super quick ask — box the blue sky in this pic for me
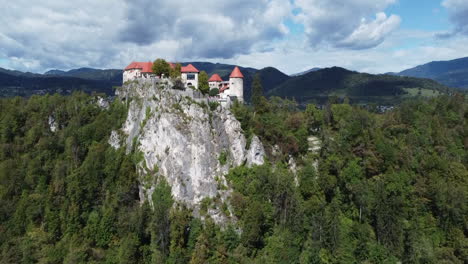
[1,0,468,74]
[387,0,449,31]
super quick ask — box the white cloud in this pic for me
[442,0,468,36]
[226,30,468,75]
[294,0,400,49]
[337,12,401,49]
[119,0,292,59]
[0,0,293,72]
[1,0,466,76]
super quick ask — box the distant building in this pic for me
[210,66,244,105]
[123,62,153,82]
[123,61,243,105]
[181,64,200,90]
[208,74,223,89]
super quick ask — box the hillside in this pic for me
[45,68,123,85]
[268,67,449,105]
[290,67,321,76]
[398,57,468,89]
[0,67,121,97]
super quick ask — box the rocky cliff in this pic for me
[110,79,265,223]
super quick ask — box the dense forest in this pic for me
[0,91,466,263]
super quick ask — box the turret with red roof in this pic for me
[228,66,244,102]
[208,73,223,90]
[180,63,200,89]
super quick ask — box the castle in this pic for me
[123,62,244,104]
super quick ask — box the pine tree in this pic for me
[251,73,263,110]
[198,71,210,94]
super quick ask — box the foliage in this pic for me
[172,78,185,90]
[198,71,209,95]
[170,63,182,79]
[208,101,219,111]
[251,73,264,111]
[152,58,171,77]
[218,151,228,166]
[0,92,466,263]
[208,88,219,97]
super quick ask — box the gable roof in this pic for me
[229,66,244,78]
[124,62,153,73]
[181,64,200,73]
[208,74,223,82]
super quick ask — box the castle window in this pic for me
[187,74,195,80]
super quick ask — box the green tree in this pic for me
[170,63,182,78]
[251,73,264,111]
[151,178,174,260]
[209,88,219,97]
[152,59,171,77]
[198,71,209,94]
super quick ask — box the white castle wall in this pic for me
[123,69,141,82]
[182,72,199,90]
[209,81,220,89]
[229,77,244,102]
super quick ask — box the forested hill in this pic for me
[0,67,120,97]
[0,92,466,263]
[397,57,468,89]
[44,68,123,84]
[267,67,450,105]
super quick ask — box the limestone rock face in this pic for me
[113,79,265,222]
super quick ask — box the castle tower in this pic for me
[181,64,200,90]
[229,66,244,102]
[208,74,223,90]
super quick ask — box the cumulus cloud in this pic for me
[3,0,463,75]
[0,0,127,71]
[337,12,401,49]
[294,0,400,49]
[0,0,292,72]
[119,0,292,59]
[442,0,468,36]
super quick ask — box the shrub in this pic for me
[209,88,219,97]
[209,101,220,111]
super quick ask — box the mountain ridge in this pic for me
[0,62,453,104]
[397,56,468,89]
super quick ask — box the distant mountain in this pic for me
[291,67,321,77]
[0,63,452,105]
[398,57,468,89]
[268,67,450,105]
[44,69,66,75]
[45,67,123,85]
[0,67,120,97]
[0,67,41,78]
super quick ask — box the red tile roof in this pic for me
[220,86,229,93]
[124,62,153,73]
[181,64,199,73]
[219,83,229,93]
[168,62,175,69]
[208,74,223,82]
[229,66,244,78]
